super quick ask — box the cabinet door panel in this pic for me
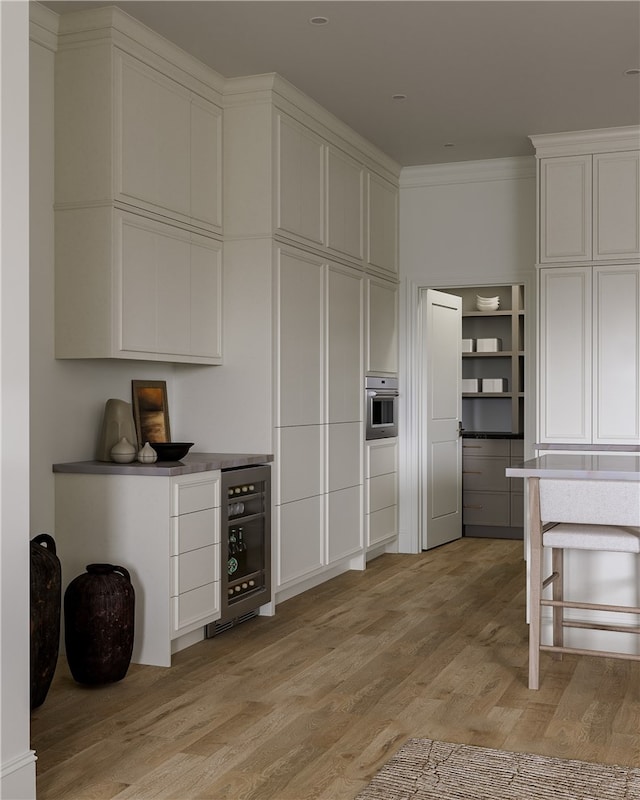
[171,545,218,595]
[190,97,223,230]
[171,509,218,556]
[368,505,397,547]
[369,473,397,513]
[462,457,509,492]
[327,266,363,422]
[328,422,361,492]
[367,278,398,374]
[594,152,640,259]
[462,491,510,526]
[327,485,362,563]
[278,425,323,504]
[120,217,159,353]
[326,147,364,261]
[368,172,398,274]
[118,53,190,217]
[157,235,191,355]
[190,237,223,359]
[277,249,324,426]
[594,265,640,443]
[278,496,324,585]
[539,156,592,263]
[539,268,592,443]
[276,114,324,246]
[171,582,219,634]
[367,440,397,479]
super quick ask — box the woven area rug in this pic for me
[356,738,640,800]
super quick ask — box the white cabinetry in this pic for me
[539,264,640,445]
[326,146,364,262]
[54,9,223,362]
[55,470,221,667]
[366,439,398,549]
[367,276,398,374]
[275,249,363,590]
[532,128,640,265]
[367,172,398,275]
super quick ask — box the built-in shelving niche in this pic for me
[443,284,525,435]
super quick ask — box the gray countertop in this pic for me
[506,454,640,481]
[53,452,274,477]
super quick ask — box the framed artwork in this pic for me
[131,380,171,444]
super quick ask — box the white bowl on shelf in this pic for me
[476,295,500,312]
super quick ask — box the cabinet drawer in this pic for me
[510,439,524,459]
[463,492,509,526]
[368,505,397,546]
[462,438,509,457]
[171,477,219,516]
[368,473,397,513]
[510,493,524,527]
[171,582,219,634]
[462,457,509,492]
[171,508,218,555]
[367,440,397,478]
[171,545,219,595]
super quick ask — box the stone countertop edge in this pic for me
[506,454,640,481]
[52,452,274,476]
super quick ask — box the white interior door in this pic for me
[421,289,462,549]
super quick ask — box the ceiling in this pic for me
[40,1,640,167]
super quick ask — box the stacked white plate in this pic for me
[476,295,500,312]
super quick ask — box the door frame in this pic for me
[398,275,536,554]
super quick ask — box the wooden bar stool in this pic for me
[528,476,640,690]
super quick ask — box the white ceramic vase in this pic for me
[110,437,137,464]
[137,442,158,464]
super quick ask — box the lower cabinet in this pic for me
[54,470,221,667]
[462,438,523,537]
[366,439,398,549]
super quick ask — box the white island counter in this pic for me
[506,454,640,657]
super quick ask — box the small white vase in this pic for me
[138,442,158,464]
[110,437,137,463]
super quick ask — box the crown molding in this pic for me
[30,2,59,52]
[400,156,535,188]
[530,126,640,157]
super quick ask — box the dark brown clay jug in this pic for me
[30,533,61,709]
[64,563,135,685]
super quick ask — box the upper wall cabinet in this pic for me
[367,172,398,275]
[326,146,364,262]
[54,9,224,362]
[271,105,399,273]
[275,113,324,248]
[532,127,640,265]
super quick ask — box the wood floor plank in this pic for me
[31,539,640,799]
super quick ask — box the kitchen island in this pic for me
[506,454,640,659]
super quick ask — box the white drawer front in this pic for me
[368,472,397,513]
[171,476,219,516]
[171,545,219,595]
[170,508,218,555]
[368,440,397,478]
[368,505,397,546]
[171,582,219,634]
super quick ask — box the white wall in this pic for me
[397,157,537,553]
[29,6,178,539]
[1,2,36,796]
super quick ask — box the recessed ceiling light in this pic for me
[392,94,407,101]
[624,68,640,75]
[444,143,455,148]
[309,16,328,25]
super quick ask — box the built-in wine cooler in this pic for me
[206,464,271,636]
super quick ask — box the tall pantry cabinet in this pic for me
[223,76,400,600]
[531,127,640,448]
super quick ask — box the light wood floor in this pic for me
[31,538,640,799]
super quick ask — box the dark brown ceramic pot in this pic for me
[30,533,62,709]
[64,563,135,685]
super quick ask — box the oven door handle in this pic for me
[367,390,399,398]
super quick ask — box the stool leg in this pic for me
[552,547,564,660]
[528,478,542,690]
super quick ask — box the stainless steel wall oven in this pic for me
[365,376,399,439]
